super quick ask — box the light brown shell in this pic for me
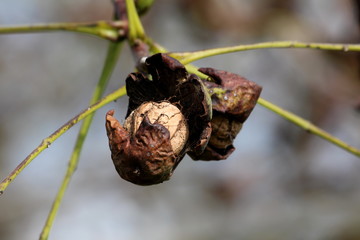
[124,101,189,155]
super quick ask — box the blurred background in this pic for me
[0,0,359,239]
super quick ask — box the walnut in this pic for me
[208,114,242,150]
[106,53,212,185]
[124,101,188,155]
[106,53,263,184]
[188,67,262,160]
[105,101,189,185]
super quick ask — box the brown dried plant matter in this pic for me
[106,101,188,185]
[105,54,212,185]
[124,101,189,154]
[189,68,262,160]
[105,53,261,185]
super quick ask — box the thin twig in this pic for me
[257,97,360,157]
[167,41,360,158]
[39,42,123,240]
[169,41,360,64]
[0,85,127,195]
[175,46,360,158]
[0,21,127,41]
[126,0,146,44]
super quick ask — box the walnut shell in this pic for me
[125,53,212,159]
[124,101,188,155]
[189,67,262,161]
[105,100,190,185]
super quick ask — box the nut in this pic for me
[106,54,213,185]
[124,53,212,162]
[208,114,242,149]
[124,101,188,154]
[106,104,187,185]
[188,67,262,161]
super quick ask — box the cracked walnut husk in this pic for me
[123,101,188,155]
[106,101,188,185]
[106,53,212,185]
[106,53,262,184]
[188,67,262,160]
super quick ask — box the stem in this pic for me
[39,42,123,240]
[0,85,127,195]
[257,97,360,157]
[168,39,360,158]
[176,46,360,158]
[146,37,168,54]
[126,0,146,44]
[135,0,156,16]
[0,21,126,41]
[169,41,360,64]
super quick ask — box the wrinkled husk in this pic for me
[106,54,212,185]
[106,53,262,185]
[126,54,213,157]
[106,110,176,185]
[189,67,262,161]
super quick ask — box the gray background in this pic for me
[1,0,360,239]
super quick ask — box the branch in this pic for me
[144,40,360,157]
[257,98,360,157]
[169,41,360,64]
[0,21,127,41]
[39,42,123,240]
[172,46,360,158]
[0,85,127,195]
[126,0,146,44]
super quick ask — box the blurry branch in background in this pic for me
[0,21,127,41]
[170,41,360,64]
[0,85,127,195]
[39,0,150,236]
[39,42,124,240]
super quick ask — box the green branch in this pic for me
[175,46,360,158]
[142,40,360,158]
[169,41,360,64]
[0,21,126,41]
[126,0,146,44]
[135,0,155,16]
[39,42,123,240]
[0,85,127,195]
[257,98,360,157]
